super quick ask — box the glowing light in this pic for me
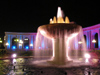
[19,44,22,46]
[6,42,9,46]
[25,46,29,49]
[24,38,28,40]
[50,18,52,21]
[14,39,19,42]
[50,18,54,24]
[85,58,89,63]
[12,53,17,58]
[92,39,96,43]
[30,44,33,46]
[12,46,16,49]
[13,59,16,64]
[0,40,2,43]
[84,53,91,59]
[40,30,46,35]
[78,41,82,44]
[57,7,62,18]
[19,40,23,44]
[69,33,78,39]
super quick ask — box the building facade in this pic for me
[83,23,100,50]
[4,32,36,51]
[4,23,100,51]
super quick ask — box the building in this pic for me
[4,32,36,51]
[4,23,100,51]
[83,23,100,50]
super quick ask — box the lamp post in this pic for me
[92,39,96,50]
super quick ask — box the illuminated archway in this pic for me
[12,37,19,49]
[24,37,29,49]
[94,33,98,48]
[84,35,86,43]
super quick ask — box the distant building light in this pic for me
[12,46,16,49]
[6,43,9,46]
[30,44,33,46]
[19,40,23,44]
[14,39,19,42]
[12,53,17,58]
[78,41,82,44]
[24,38,29,40]
[25,46,29,49]
[19,44,22,46]
[0,40,2,43]
[92,39,96,43]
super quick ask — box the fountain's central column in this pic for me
[52,37,68,65]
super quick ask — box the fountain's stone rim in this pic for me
[38,23,82,38]
[38,23,82,33]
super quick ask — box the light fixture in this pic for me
[30,44,33,46]
[78,41,82,44]
[24,38,28,40]
[19,40,23,44]
[6,42,9,46]
[25,46,29,49]
[92,39,96,43]
[12,53,17,58]
[12,46,16,49]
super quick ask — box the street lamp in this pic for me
[92,39,96,50]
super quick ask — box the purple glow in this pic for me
[12,53,17,58]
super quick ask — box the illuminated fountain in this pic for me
[35,7,87,65]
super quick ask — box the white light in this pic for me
[19,40,23,44]
[50,18,52,21]
[40,30,46,35]
[6,42,9,46]
[24,38,28,40]
[69,33,78,39]
[84,53,91,59]
[78,41,82,44]
[92,39,96,43]
[12,53,17,58]
[0,40,2,43]
[30,44,33,46]
[19,44,22,46]
[57,7,62,18]
[85,58,89,63]
[13,59,16,64]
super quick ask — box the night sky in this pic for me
[0,0,100,38]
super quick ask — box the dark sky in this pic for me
[0,0,100,37]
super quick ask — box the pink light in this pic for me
[12,53,17,58]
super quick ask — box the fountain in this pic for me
[25,7,93,75]
[34,7,87,65]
